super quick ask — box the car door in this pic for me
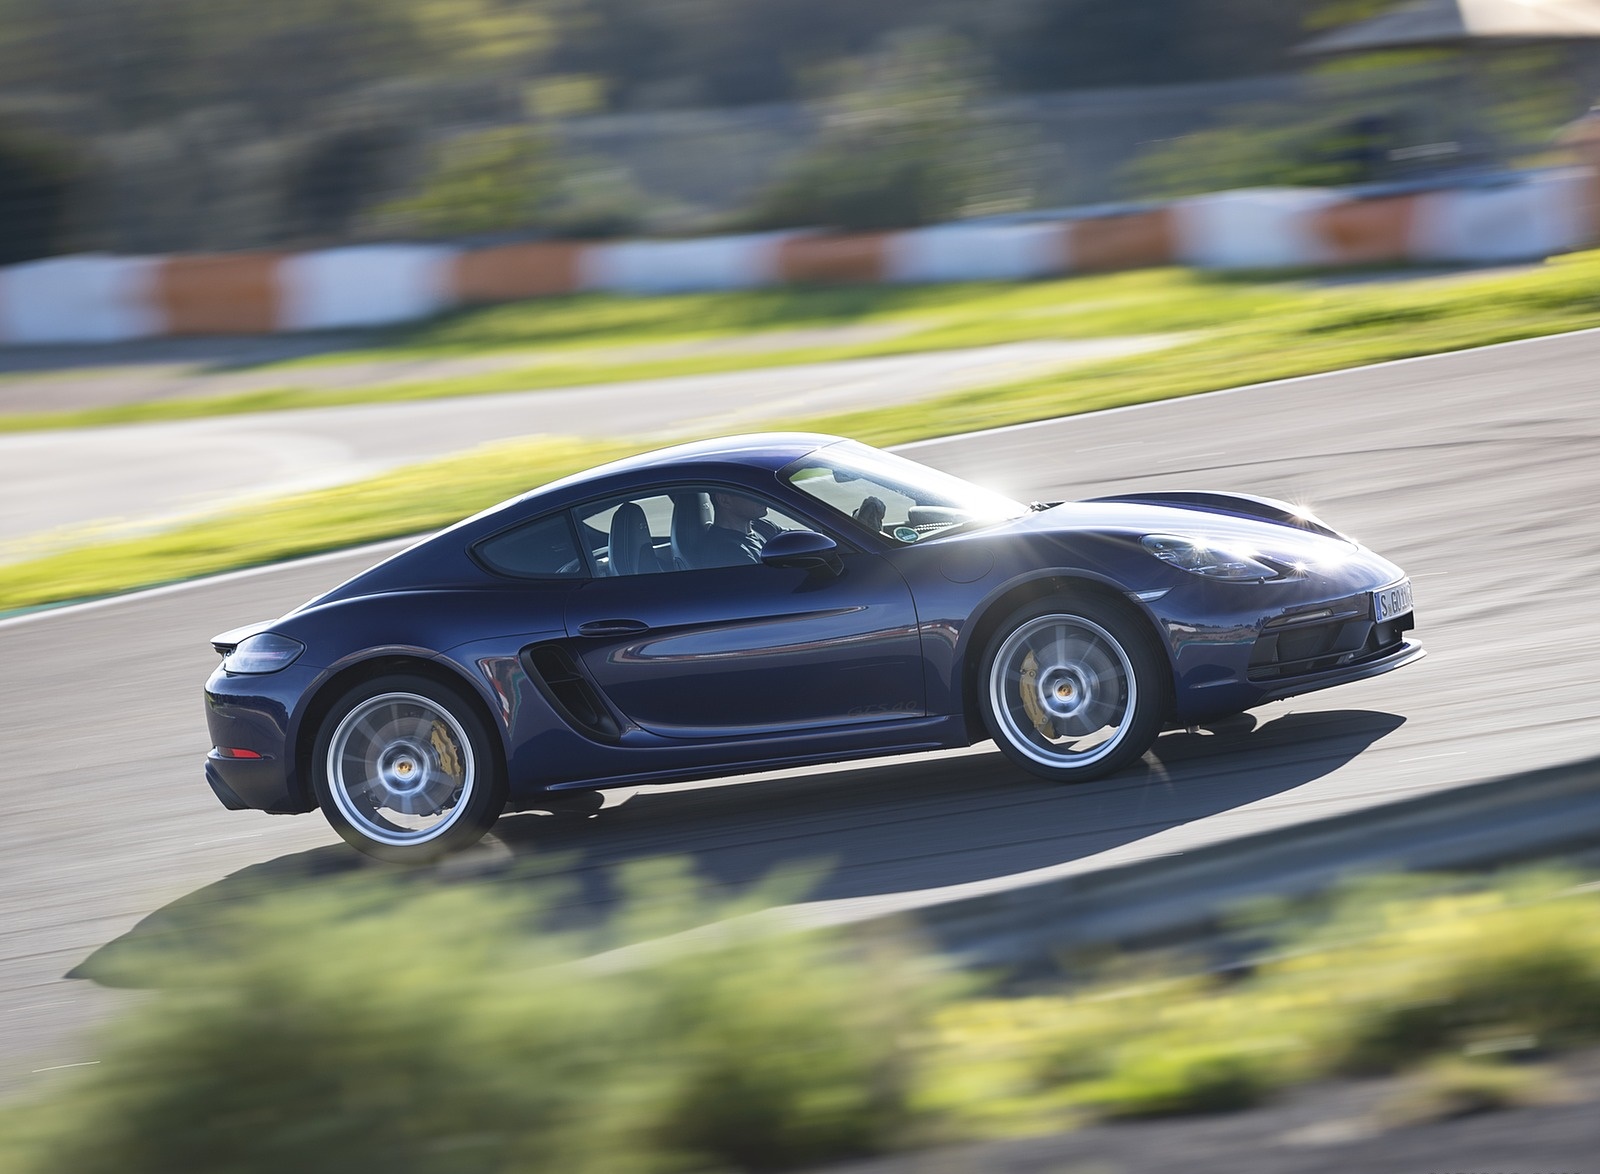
[562,485,925,740]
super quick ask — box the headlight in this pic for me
[222,632,305,674]
[1141,534,1279,581]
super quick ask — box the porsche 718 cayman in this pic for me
[203,434,1422,861]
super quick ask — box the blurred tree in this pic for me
[743,31,1032,230]
[0,124,83,263]
[377,126,559,237]
[958,0,1312,92]
[0,0,555,132]
[1120,0,1596,197]
[550,0,931,109]
[285,122,417,242]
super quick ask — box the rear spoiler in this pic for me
[1080,491,1349,541]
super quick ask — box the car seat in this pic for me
[608,501,660,575]
[669,492,715,570]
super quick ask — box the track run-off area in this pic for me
[4,328,1599,1093]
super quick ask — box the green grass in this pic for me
[5,252,1600,611]
[0,270,1281,433]
[251,271,1281,363]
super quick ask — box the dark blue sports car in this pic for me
[204,433,1422,862]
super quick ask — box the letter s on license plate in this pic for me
[1373,579,1413,623]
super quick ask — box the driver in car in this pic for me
[702,490,778,565]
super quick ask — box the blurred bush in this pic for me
[1121,107,1394,197]
[7,865,1600,1172]
[376,126,561,238]
[0,123,84,264]
[285,121,417,242]
[7,866,931,1174]
[374,125,645,241]
[925,869,1600,1134]
[1288,876,1600,1075]
[742,33,1032,231]
[1123,41,1594,198]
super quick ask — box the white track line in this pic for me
[6,323,1598,631]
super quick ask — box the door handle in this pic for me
[577,618,652,637]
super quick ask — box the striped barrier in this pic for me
[580,233,793,293]
[157,253,283,335]
[1174,188,1344,269]
[278,245,456,331]
[2,168,1596,344]
[1067,209,1177,272]
[454,242,584,303]
[886,221,1070,283]
[775,233,891,284]
[1410,169,1593,265]
[1311,195,1419,267]
[0,254,161,344]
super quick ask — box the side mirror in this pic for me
[761,529,843,576]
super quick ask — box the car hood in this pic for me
[1001,492,1368,564]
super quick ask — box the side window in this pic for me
[579,487,808,576]
[473,514,584,579]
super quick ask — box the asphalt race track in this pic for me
[5,328,1600,1093]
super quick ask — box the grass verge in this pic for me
[4,866,1599,1173]
[4,252,1600,611]
[0,269,1277,433]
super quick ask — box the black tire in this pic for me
[978,593,1166,783]
[311,673,506,864]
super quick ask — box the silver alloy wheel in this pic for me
[987,614,1137,769]
[325,691,475,847]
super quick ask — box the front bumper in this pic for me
[1155,558,1424,721]
[1255,637,1425,703]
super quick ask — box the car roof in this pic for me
[560,432,839,484]
[422,432,842,541]
[509,432,843,507]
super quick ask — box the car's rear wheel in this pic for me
[980,595,1165,783]
[312,673,505,864]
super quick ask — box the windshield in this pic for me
[783,441,1028,543]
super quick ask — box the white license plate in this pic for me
[1373,579,1413,623]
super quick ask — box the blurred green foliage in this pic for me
[1378,1055,1560,1126]
[4,863,1600,1171]
[922,868,1600,1131]
[375,125,646,239]
[744,33,1030,231]
[0,0,1311,128]
[0,0,553,130]
[5,863,931,1174]
[379,126,561,237]
[0,123,82,263]
[3,0,1592,250]
[1126,39,1595,197]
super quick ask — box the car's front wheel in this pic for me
[980,595,1165,783]
[311,673,505,864]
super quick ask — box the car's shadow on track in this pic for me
[76,706,1403,988]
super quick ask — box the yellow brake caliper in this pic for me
[430,722,463,779]
[1019,651,1054,738]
